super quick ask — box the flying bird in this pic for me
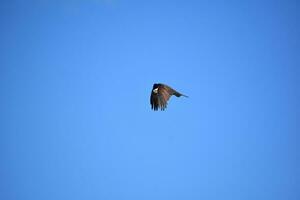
[150,83,188,111]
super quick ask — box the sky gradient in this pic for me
[1,1,299,200]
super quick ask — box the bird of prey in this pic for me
[150,83,188,111]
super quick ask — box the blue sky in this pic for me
[1,1,299,199]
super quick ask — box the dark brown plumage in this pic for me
[150,83,188,111]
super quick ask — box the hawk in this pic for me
[150,83,188,111]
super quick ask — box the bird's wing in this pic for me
[159,85,172,102]
[150,92,158,110]
[151,92,164,111]
[157,84,173,110]
[160,84,187,97]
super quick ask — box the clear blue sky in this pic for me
[1,1,299,199]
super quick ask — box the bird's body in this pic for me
[150,83,188,111]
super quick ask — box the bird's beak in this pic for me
[153,88,158,93]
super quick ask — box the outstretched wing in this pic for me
[159,84,188,98]
[158,84,173,104]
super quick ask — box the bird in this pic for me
[150,83,188,111]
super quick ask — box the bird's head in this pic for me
[153,88,158,94]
